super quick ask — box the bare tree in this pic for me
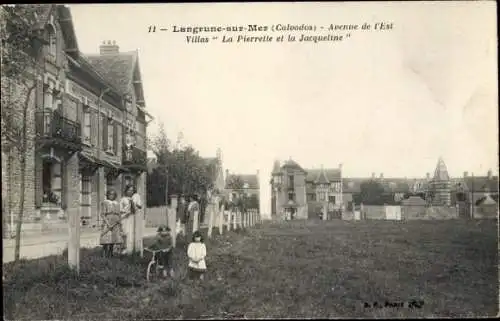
[1,5,46,260]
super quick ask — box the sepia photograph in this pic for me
[1,1,498,319]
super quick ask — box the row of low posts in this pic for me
[166,194,262,248]
[68,194,261,274]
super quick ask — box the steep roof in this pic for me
[225,174,259,190]
[306,168,341,182]
[57,5,79,55]
[281,159,306,172]
[477,194,497,206]
[85,52,136,94]
[316,168,330,184]
[433,157,450,181]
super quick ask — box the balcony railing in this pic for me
[123,146,147,167]
[35,109,82,147]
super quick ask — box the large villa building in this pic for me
[270,157,498,219]
[2,5,153,235]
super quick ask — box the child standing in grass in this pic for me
[147,225,175,278]
[187,230,207,280]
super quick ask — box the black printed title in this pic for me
[147,23,394,44]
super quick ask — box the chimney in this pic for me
[99,40,119,56]
[426,172,430,180]
[225,169,229,178]
[487,169,492,179]
[371,172,375,179]
[463,171,468,178]
[379,173,384,179]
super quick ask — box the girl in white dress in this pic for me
[187,230,207,280]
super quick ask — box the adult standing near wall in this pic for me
[132,186,144,256]
[177,195,188,236]
[186,194,199,240]
[120,185,138,254]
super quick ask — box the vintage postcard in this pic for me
[1,1,498,319]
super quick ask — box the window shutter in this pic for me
[113,123,118,154]
[91,110,98,147]
[103,115,108,151]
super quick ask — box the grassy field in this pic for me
[3,219,498,319]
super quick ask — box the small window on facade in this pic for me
[83,109,91,144]
[46,25,57,58]
[107,122,114,152]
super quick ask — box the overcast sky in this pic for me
[69,2,497,213]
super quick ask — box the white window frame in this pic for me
[82,108,91,145]
[107,121,114,153]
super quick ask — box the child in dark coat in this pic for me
[147,225,174,278]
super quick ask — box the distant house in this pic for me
[452,170,498,205]
[270,159,308,219]
[225,169,260,208]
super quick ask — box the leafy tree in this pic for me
[359,180,386,205]
[1,5,47,261]
[148,123,215,206]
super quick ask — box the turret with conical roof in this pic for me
[430,157,451,206]
[272,159,281,175]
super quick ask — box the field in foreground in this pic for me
[3,219,498,319]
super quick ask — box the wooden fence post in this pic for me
[219,205,225,235]
[252,209,255,226]
[208,202,214,239]
[68,203,81,274]
[169,195,178,248]
[193,209,200,232]
[232,210,237,230]
[227,209,232,231]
